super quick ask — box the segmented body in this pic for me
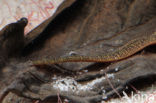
[33,32,156,65]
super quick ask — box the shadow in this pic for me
[22,0,87,56]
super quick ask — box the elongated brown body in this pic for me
[33,32,156,65]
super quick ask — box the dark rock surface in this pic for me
[0,0,156,103]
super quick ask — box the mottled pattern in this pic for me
[33,32,156,65]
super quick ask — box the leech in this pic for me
[33,32,156,65]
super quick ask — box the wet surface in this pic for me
[0,0,156,103]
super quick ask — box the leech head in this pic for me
[0,17,28,39]
[17,17,28,27]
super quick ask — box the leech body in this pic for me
[33,32,156,65]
